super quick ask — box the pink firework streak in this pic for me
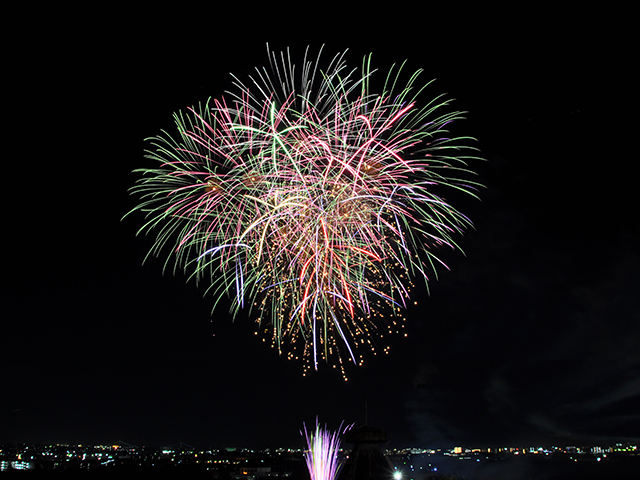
[303,421,349,480]
[127,45,483,378]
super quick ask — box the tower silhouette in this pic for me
[337,425,394,480]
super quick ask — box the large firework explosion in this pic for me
[303,421,347,480]
[127,45,482,378]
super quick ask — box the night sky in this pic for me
[3,9,637,450]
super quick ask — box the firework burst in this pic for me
[303,420,347,480]
[127,45,482,377]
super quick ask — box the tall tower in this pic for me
[337,425,394,480]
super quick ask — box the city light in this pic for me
[0,441,637,476]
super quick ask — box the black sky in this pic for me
[3,9,637,450]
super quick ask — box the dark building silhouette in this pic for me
[338,425,394,480]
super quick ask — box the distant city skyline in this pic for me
[2,440,638,477]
